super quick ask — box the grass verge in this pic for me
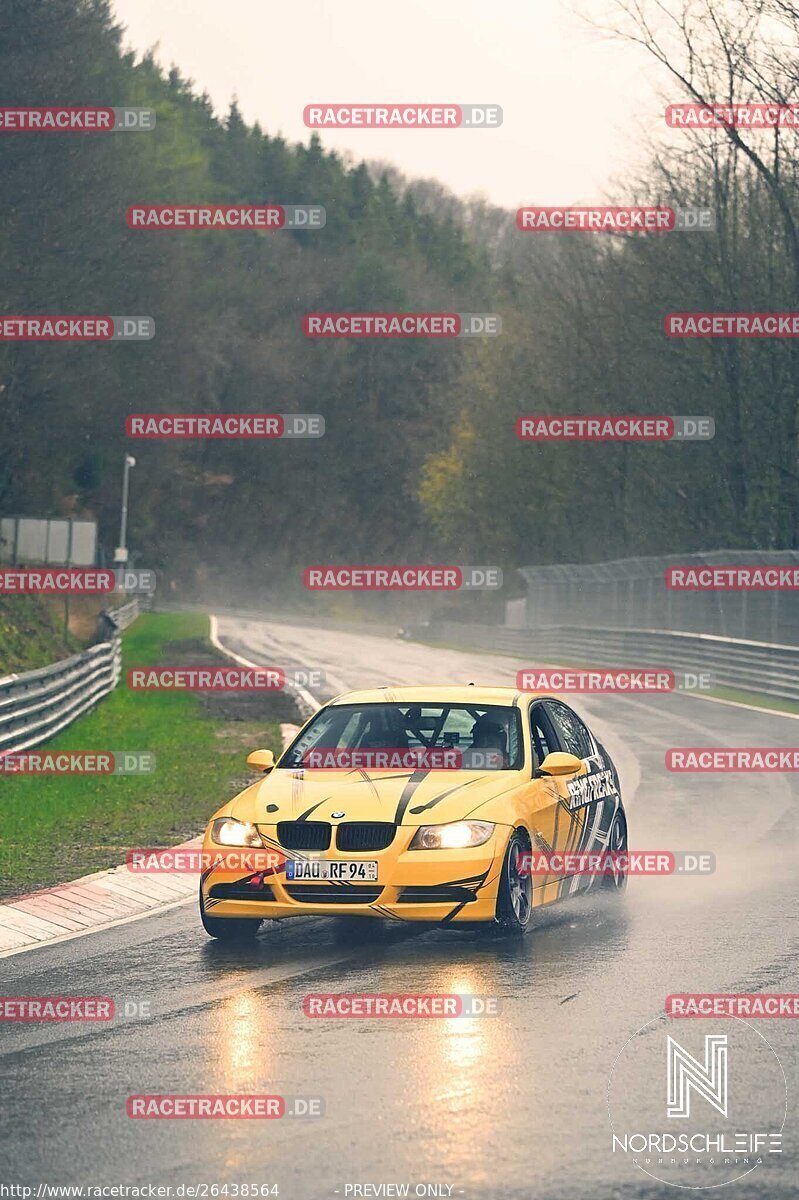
[0,612,295,898]
[705,685,799,716]
[0,595,81,674]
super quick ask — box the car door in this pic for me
[526,701,578,903]
[543,699,621,888]
[540,699,610,894]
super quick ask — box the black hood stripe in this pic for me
[409,776,484,816]
[296,799,328,822]
[393,770,430,823]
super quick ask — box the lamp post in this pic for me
[114,454,136,566]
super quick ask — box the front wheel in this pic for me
[199,885,262,940]
[494,830,533,933]
[601,810,628,893]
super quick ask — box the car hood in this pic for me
[231,767,524,828]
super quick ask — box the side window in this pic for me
[545,702,593,759]
[530,704,557,767]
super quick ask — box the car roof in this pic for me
[326,685,554,707]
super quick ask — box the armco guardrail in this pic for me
[0,599,138,756]
[411,621,799,704]
[518,550,799,645]
[110,598,140,631]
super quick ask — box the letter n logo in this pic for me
[667,1034,727,1118]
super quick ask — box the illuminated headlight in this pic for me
[211,818,262,847]
[409,821,495,850]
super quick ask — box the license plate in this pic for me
[285,859,378,882]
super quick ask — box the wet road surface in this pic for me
[1,618,797,1200]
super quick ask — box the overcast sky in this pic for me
[111,0,667,210]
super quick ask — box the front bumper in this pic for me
[200,823,508,923]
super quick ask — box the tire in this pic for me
[600,809,628,893]
[199,884,262,940]
[494,829,533,933]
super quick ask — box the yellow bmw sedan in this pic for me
[198,685,627,940]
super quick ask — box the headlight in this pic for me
[409,821,495,850]
[211,818,262,847]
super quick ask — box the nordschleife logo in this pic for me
[667,1034,728,1119]
[607,1015,786,1189]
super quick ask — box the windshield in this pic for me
[281,702,524,771]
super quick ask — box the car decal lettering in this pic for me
[566,767,618,810]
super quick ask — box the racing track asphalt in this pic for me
[1,617,797,1200]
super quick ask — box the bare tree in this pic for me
[602,0,799,292]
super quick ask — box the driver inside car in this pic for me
[358,707,411,749]
[470,715,508,757]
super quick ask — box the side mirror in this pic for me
[536,751,584,778]
[247,749,276,774]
